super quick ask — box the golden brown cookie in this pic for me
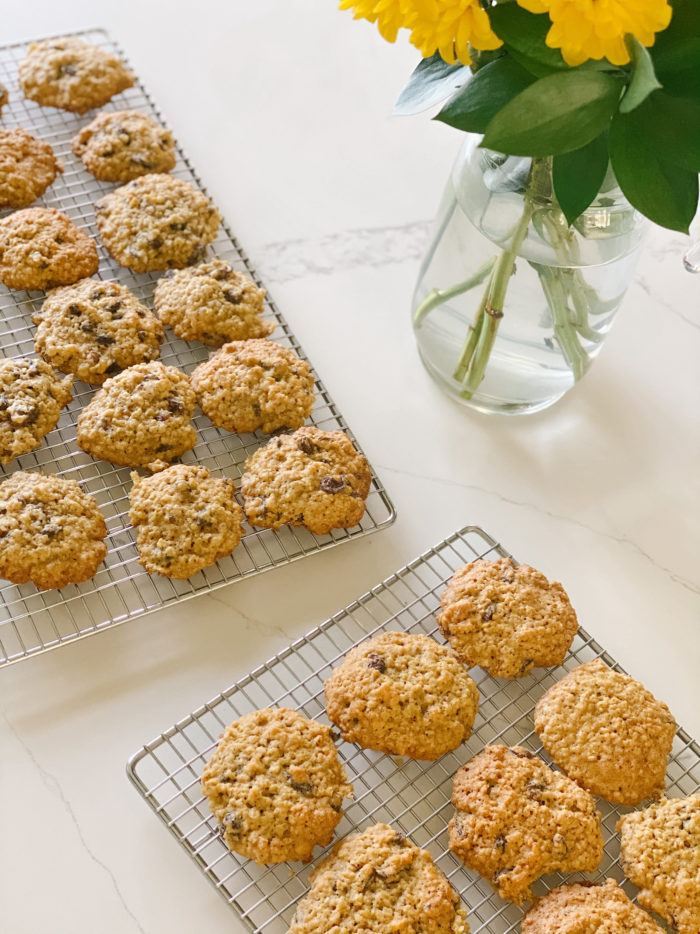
[33,278,164,385]
[153,259,273,346]
[0,471,107,589]
[324,632,479,760]
[522,879,665,933]
[241,426,371,535]
[95,174,220,272]
[129,465,243,578]
[0,128,63,208]
[534,659,676,805]
[76,361,196,470]
[288,823,469,934]
[448,745,603,904]
[437,558,578,678]
[72,109,176,182]
[18,37,134,114]
[0,82,8,115]
[0,208,99,292]
[201,707,352,865]
[191,339,315,434]
[618,795,700,934]
[0,357,72,464]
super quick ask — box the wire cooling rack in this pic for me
[128,525,699,934]
[0,28,395,666]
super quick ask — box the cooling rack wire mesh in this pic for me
[128,524,700,934]
[0,28,395,666]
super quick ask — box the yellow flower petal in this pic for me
[339,0,502,61]
[525,0,673,65]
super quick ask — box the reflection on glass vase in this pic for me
[412,135,647,415]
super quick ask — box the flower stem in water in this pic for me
[413,256,496,328]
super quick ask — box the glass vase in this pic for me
[412,135,647,415]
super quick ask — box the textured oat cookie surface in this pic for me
[618,794,700,934]
[0,357,72,464]
[288,823,469,934]
[522,879,665,933]
[0,471,107,590]
[534,658,676,805]
[191,338,315,434]
[0,207,99,291]
[33,278,164,385]
[95,173,220,272]
[324,631,479,760]
[0,128,63,208]
[18,37,134,114]
[241,426,371,535]
[437,558,578,678]
[72,109,175,182]
[448,745,603,904]
[129,464,243,579]
[153,259,273,346]
[0,82,8,115]
[76,361,196,470]
[201,707,351,865]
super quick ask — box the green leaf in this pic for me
[482,71,623,156]
[487,3,568,77]
[629,91,700,173]
[651,0,700,101]
[653,0,700,57]
[654,38,700,102]
[553,134,610,225]
[394,53,471,116]
[434,56,534,134]
[620,36,661,113]
[610,107,699,232]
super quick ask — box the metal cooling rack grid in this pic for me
[127,525,700,934]
[0,28,395,666]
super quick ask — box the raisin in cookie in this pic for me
[448,745,603,904]
[18,37,134,114]
[72,109,176,182]
[522,879,665,934]
[0,357,72,464]
[76,361,196,471]
[95,174,220,273]
[201,707,352,865]
[289,823,469,934]
[33,278,164,385]
[0,128,63,208]
[0,208,99,292]
[618,795,700,934]
[325,632,479,760]
[191,339,314,434]
[153,259,273,346]
[0,471,107,589]
[241,426,371,535]
[437,558,577,679]
[129,465,243,578]
[534,659,676,805]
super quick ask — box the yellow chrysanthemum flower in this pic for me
[338,0,502,66]
[516,0,673,66]
[338,0,409,44]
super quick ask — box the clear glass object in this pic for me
[412,135,648,415]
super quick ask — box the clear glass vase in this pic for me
[412,135,647,415]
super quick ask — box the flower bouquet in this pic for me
[340,0,700,413]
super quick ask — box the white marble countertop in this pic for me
[1,2,698,932]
